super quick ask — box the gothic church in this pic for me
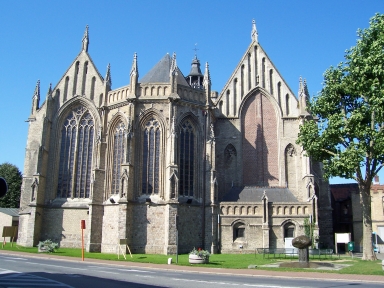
[18,21,333,254]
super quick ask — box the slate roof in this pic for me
[222,186,298,202]
[0,208,19,217]
[139,53,190,86]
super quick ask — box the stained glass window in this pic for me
[112,122,125,195]
[57,106,94,198]
[142,118,160,194]
[179,120,195,197]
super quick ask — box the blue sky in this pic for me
[0,1,382,184]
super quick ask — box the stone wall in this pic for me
[40,208,88,248]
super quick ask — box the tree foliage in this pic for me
[297,14,384,260]
[0,162,22,208]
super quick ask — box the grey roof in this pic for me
[139,54,189,86]
[222,186,298,202]
[0,208,19,217]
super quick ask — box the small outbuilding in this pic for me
[0,208,19,243]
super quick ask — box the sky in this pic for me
[0,1,382,184]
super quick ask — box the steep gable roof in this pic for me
[222,187,298,202]
[140,54,189,86]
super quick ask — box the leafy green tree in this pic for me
[297,14,384,261]
[0,163,22,208]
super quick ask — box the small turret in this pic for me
[251,19,258,43]
[31,80,40,115]
[186,52,204,89]
[82,25,89,52]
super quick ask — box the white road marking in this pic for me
[172,278,307,288]
[0,268,73,287]
[0,256,27,260]
[135,275,155,278]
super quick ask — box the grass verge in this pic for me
[1,244,383,275]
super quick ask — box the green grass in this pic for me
[1,244,383,275]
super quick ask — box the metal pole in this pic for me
[175,214,178,264]
[81,228,84,261]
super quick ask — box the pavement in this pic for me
[1,250,384,285]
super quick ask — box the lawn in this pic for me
[1,244,383,276]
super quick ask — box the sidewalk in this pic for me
[1,250,384,284]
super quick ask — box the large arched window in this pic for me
[142,117,160,195]
[179,120,195,197]
[57,106,94,198]
[111,122,125,195]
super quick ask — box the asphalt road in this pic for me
[0,253,383,288]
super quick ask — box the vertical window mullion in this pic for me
[86,125,93,198]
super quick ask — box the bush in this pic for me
[37,240,59,253]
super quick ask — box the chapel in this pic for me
[18,21,333,254]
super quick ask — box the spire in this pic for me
[31,80,40,115]
[130,52,138,78]
[304,79,310,99]
[203,62,211,87]
[82,25,89,52]
[105,63,111,87]
[251,19,258,43]
[298,76,304,96]
[169,52,177,77]
[46,83,53,101]
[170,53,178,95]
[129,53,138,98]
[47,83,52,96]
[203,62,211,106]
[299,76,310,115]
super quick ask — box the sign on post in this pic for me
[118,238,132,260]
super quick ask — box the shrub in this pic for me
[38,240,59,253]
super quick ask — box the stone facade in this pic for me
[18,21,333,254]
[370,181,384,252]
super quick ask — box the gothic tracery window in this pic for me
[57,106,94,198]
[179,120,195,197]
[142,117,160,195]
[111,122,125,195]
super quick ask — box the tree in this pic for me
[0,163,22,208]
[297,14,384,261]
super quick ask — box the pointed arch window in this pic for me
[142,118,160,195]
[57,106,94,198]
[286,94,290,116]
[112,122,125,195]
[179,120,195,197]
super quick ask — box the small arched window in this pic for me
[233,222,246,241]
[284,223,295,238]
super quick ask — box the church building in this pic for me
[18,21,333,254]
